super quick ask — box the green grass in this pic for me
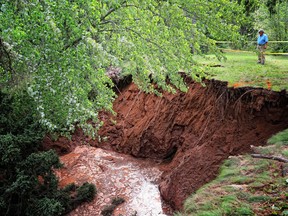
[196,51,288,91]
[178,131,288,216]
[230,176,253,184]
[247,195,271,203]
[282,150,288,157]
[183,192,254,216]
[268,129,288,146]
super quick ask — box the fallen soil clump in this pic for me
[44,78,288,211]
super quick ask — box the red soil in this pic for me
[43,79,288,211]
[232,79,271,90]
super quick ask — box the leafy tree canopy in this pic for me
[237,0,288,45]
[252,0,288,51]
[0,0,244,136]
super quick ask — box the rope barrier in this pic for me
[220,48,288,56]
[265,53,288,56]
[216,41,288,43]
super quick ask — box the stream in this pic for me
[56,145,172,216]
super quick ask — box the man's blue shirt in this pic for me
[257,34,268,45]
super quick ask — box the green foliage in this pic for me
[0,0,243,136]
[26,198,64,216]
[111,197,125,205]
[74,182,97,204]
[0,91,96,216]
[253,0,288,52]
[236,0,288,51]
[101,196,125,216]
[237,0,261,38]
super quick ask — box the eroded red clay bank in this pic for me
[44,79,288,212]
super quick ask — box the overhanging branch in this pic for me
[125,27,170,56]
[100,1,128,22]
[63,37,82,50]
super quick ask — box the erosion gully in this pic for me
[45,78,288,216]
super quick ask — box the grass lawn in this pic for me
[197,51,288,91]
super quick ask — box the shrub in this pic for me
[0,90,96,215]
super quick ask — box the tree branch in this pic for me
[64,1,134,50]
[63,37,82,50]
[125,27,170,56]
[100,1,128,22]
[251,154,288,163]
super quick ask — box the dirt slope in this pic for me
[44,78,288,210]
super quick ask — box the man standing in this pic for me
[257,29,268,65]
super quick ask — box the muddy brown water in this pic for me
[56,146,171,216]
[46,79,288,215]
